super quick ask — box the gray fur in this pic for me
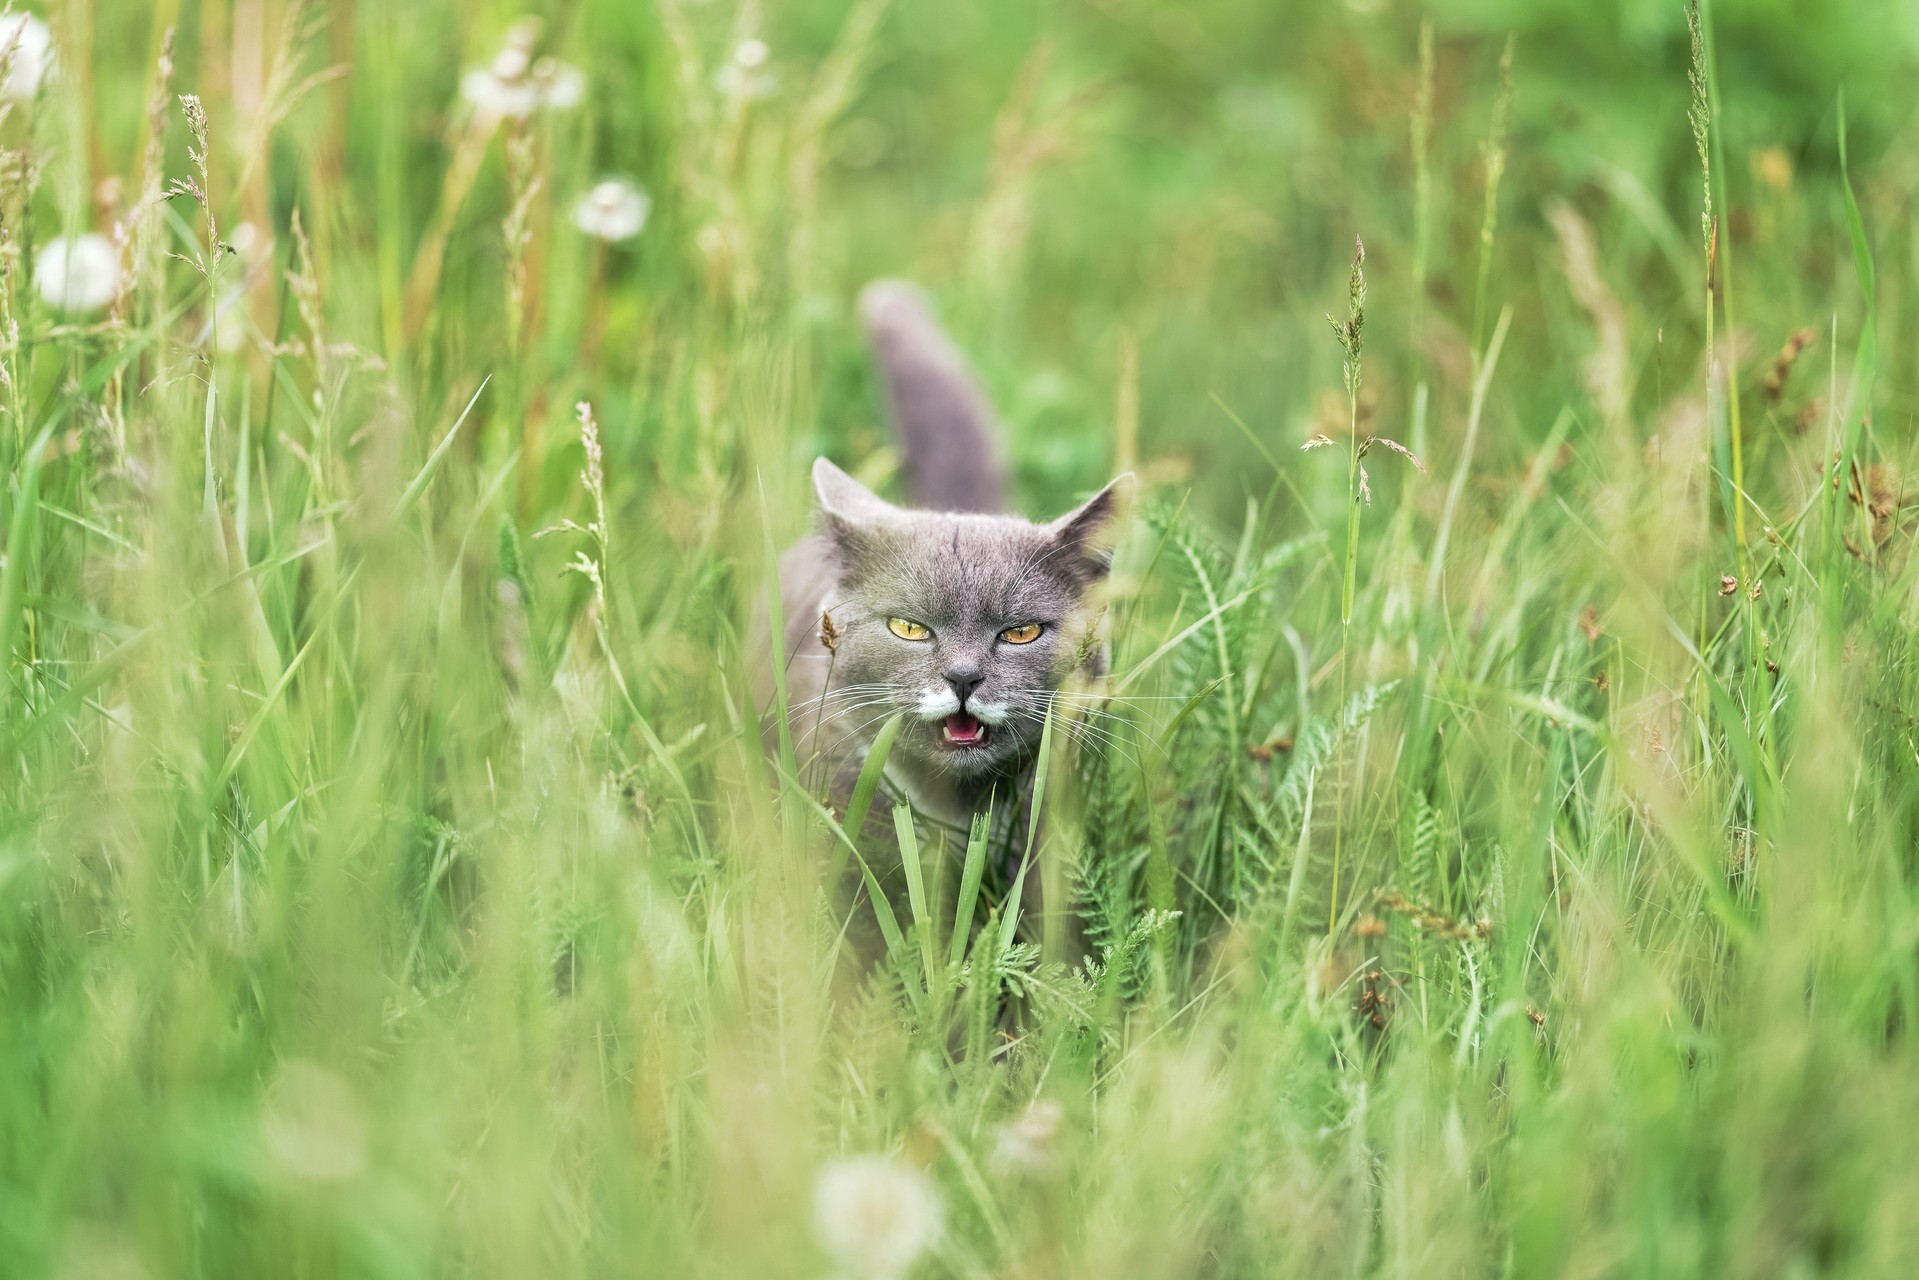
[860,280,1008,513]
[770,285,1126,829]
[780,461,1125,825]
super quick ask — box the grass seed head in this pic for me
[1685,1,1713,254]
[1763,327,1816,403]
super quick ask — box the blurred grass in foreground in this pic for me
[3,0,1918,1275]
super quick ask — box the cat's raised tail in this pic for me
[859,280,1008,514]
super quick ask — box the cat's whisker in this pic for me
[1015,708,1150,770]
[1005,700,1169,765]
[800,699,908,739]
[788,685,901,717]
[816,704,918,757]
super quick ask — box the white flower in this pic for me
[461,43,585,119]
[573,179,650,243]
[812,1155,941,1280]
[714,38,776,101]
[0,14,55,102]
[533,57,584,109]
[991,1100,1067,1178]
[34,233,120,313]
[460,67,530,118]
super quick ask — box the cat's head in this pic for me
[810,458,1128,780]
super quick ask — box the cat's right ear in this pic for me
[812,458,898,553]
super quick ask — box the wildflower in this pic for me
[462,48,540,117]
[991,1100,1067,1179]
[572,179,651,243]
[462,36,585,119]
[0,13,54,102]
[812,1155,941,1280]
[34,233,120,313]
[1750,145,1792,193]
[714,38,776,101]
[533,56,584,109]
[260,1060,369,1182]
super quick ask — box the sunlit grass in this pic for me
[1,1,1915,1276]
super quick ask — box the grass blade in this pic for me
[827,711,905,886]
[998,702,1055,955]
[0,424,55,730]
[1831,88,1879,579]
[394,376,490,515]
[784,773,920,1009]
[758,471,799,782]
[950,810,991,968]
[894,803,938,994]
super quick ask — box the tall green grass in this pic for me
[2,0,1916,1275]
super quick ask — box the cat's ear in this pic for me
[812,458,900,552]
[1046,473,1133,582]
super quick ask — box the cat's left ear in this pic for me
[813,457,901,526]
[812,457,904,565]
[1046,474,1133,582]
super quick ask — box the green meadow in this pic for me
[2,0,1916,1274]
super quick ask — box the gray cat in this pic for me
[775,282,1127,836]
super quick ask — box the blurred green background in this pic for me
[4,0,1918,1276]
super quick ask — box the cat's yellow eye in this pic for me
[1000,623,1044,645]
[887,617,931,641]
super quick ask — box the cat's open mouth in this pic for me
[942,713,989,748]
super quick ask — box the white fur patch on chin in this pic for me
[915,687,961,719]
[967,699,1009,726]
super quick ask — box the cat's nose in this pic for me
[945,669,984,704]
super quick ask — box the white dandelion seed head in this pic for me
[990,1100,1068,1179]
[714,39,776,101]
[259,1060,369,1182]
[462,64,540,119]
[573,179,650,243]
[0,14,55,103]
[812,1156,942,1280]
[533,57,585,110]
[34,233,120,313]
[463,39,584,118]
[490,45,531,82]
